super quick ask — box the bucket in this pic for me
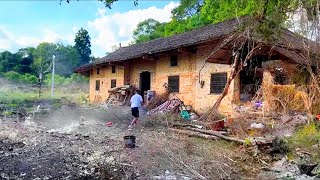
[124,135,136,148]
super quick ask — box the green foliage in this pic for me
[3,71,20,82]
[55,44,81,77]
[289,123,320,148]
[287,122,320,161]
[172,0,204,20]
[74,28,91,65]
[43,73,88,86]
[64,73,89,84]
[3,71,38,84]
[19,73,38,84]
[44,74,67,86]
[132,19,163,44]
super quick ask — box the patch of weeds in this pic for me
[289,123,320,147]
[287,122,320,161]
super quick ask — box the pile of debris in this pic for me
[106,85,134,106]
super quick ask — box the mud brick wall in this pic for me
[128,46,235,114]
[88,45,237,115]
[89,65,124,102]
[193,47,234,114]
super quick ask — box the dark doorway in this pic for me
[239,57,264,102]
[140,71,151,99]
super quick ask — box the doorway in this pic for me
[139,71,151,99]
[239,57,264,102]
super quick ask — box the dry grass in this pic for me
[262,71,320,114]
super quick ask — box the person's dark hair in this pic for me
[135,90,140,94]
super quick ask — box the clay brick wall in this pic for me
[193,46,234,114]
[87,45,236,114]
[89,65,124,103]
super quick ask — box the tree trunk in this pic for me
[212,52,241,109]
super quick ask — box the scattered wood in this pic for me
[145,86,169,110]
[185,127,229,135]
[186,127,245,143]
[168,128,219,140]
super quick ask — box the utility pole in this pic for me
[51,55,55,97]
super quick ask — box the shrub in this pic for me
[291,123,320,147]
[63,73,89,85]
[3,71,38,84]
[44,74,66,86]
[3,71,20,82]
[19,73,37,84]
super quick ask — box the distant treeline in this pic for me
[0,42,89,85]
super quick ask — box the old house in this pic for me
[75,18,319,115]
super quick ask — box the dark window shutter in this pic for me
[95,80,100,91]
[210,73,227,94]
[170,55,178,67]
[168,76,179,93]
[111,79,116,88]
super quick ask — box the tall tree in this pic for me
[74,28,91,65]
[32,43,57,97]
[132,19,164,44]
[55,44,81,77]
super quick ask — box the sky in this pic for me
[0,0,179,57]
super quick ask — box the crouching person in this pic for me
[129,90,143,129]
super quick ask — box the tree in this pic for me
[54,44,81,77]
[132,19,164,44]
[172,0,204,20]
[74,28,91,66]
[32,43,57,97]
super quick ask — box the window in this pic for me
[111,79,116,88]
[97,68,100,75]
[111,65,116,73]
[95,80,100,91]
[170,55,178,67]
[210,73,227,94]
[168,76,179,93]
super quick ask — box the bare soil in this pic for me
[0,105,262,180]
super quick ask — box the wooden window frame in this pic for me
[95,80,100,91]
[210,73,227,94]
[111,65,116,73]
[168,76,179,93]
[170,55,178,67]
[111,79,117,88]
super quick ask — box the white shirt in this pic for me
[130,94,143,108]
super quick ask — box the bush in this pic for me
[44,74,66,86]
[19,73,37,84]
[3,71,38,84]
[3,71,20,82]
[63,73,89,85]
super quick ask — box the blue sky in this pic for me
[0,0,179,57]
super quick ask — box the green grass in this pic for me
[287,122,320,162]
[0,86,88,106]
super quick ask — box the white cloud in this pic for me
[88,1,179,57]
[0,26,74,52]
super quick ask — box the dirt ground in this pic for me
[0,104,262,180]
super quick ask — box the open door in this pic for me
[139,71,151,100]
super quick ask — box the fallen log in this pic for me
[172,123,228,135]
[185,127,245,143]
[185,127,228,135]
[168,128,218,140]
